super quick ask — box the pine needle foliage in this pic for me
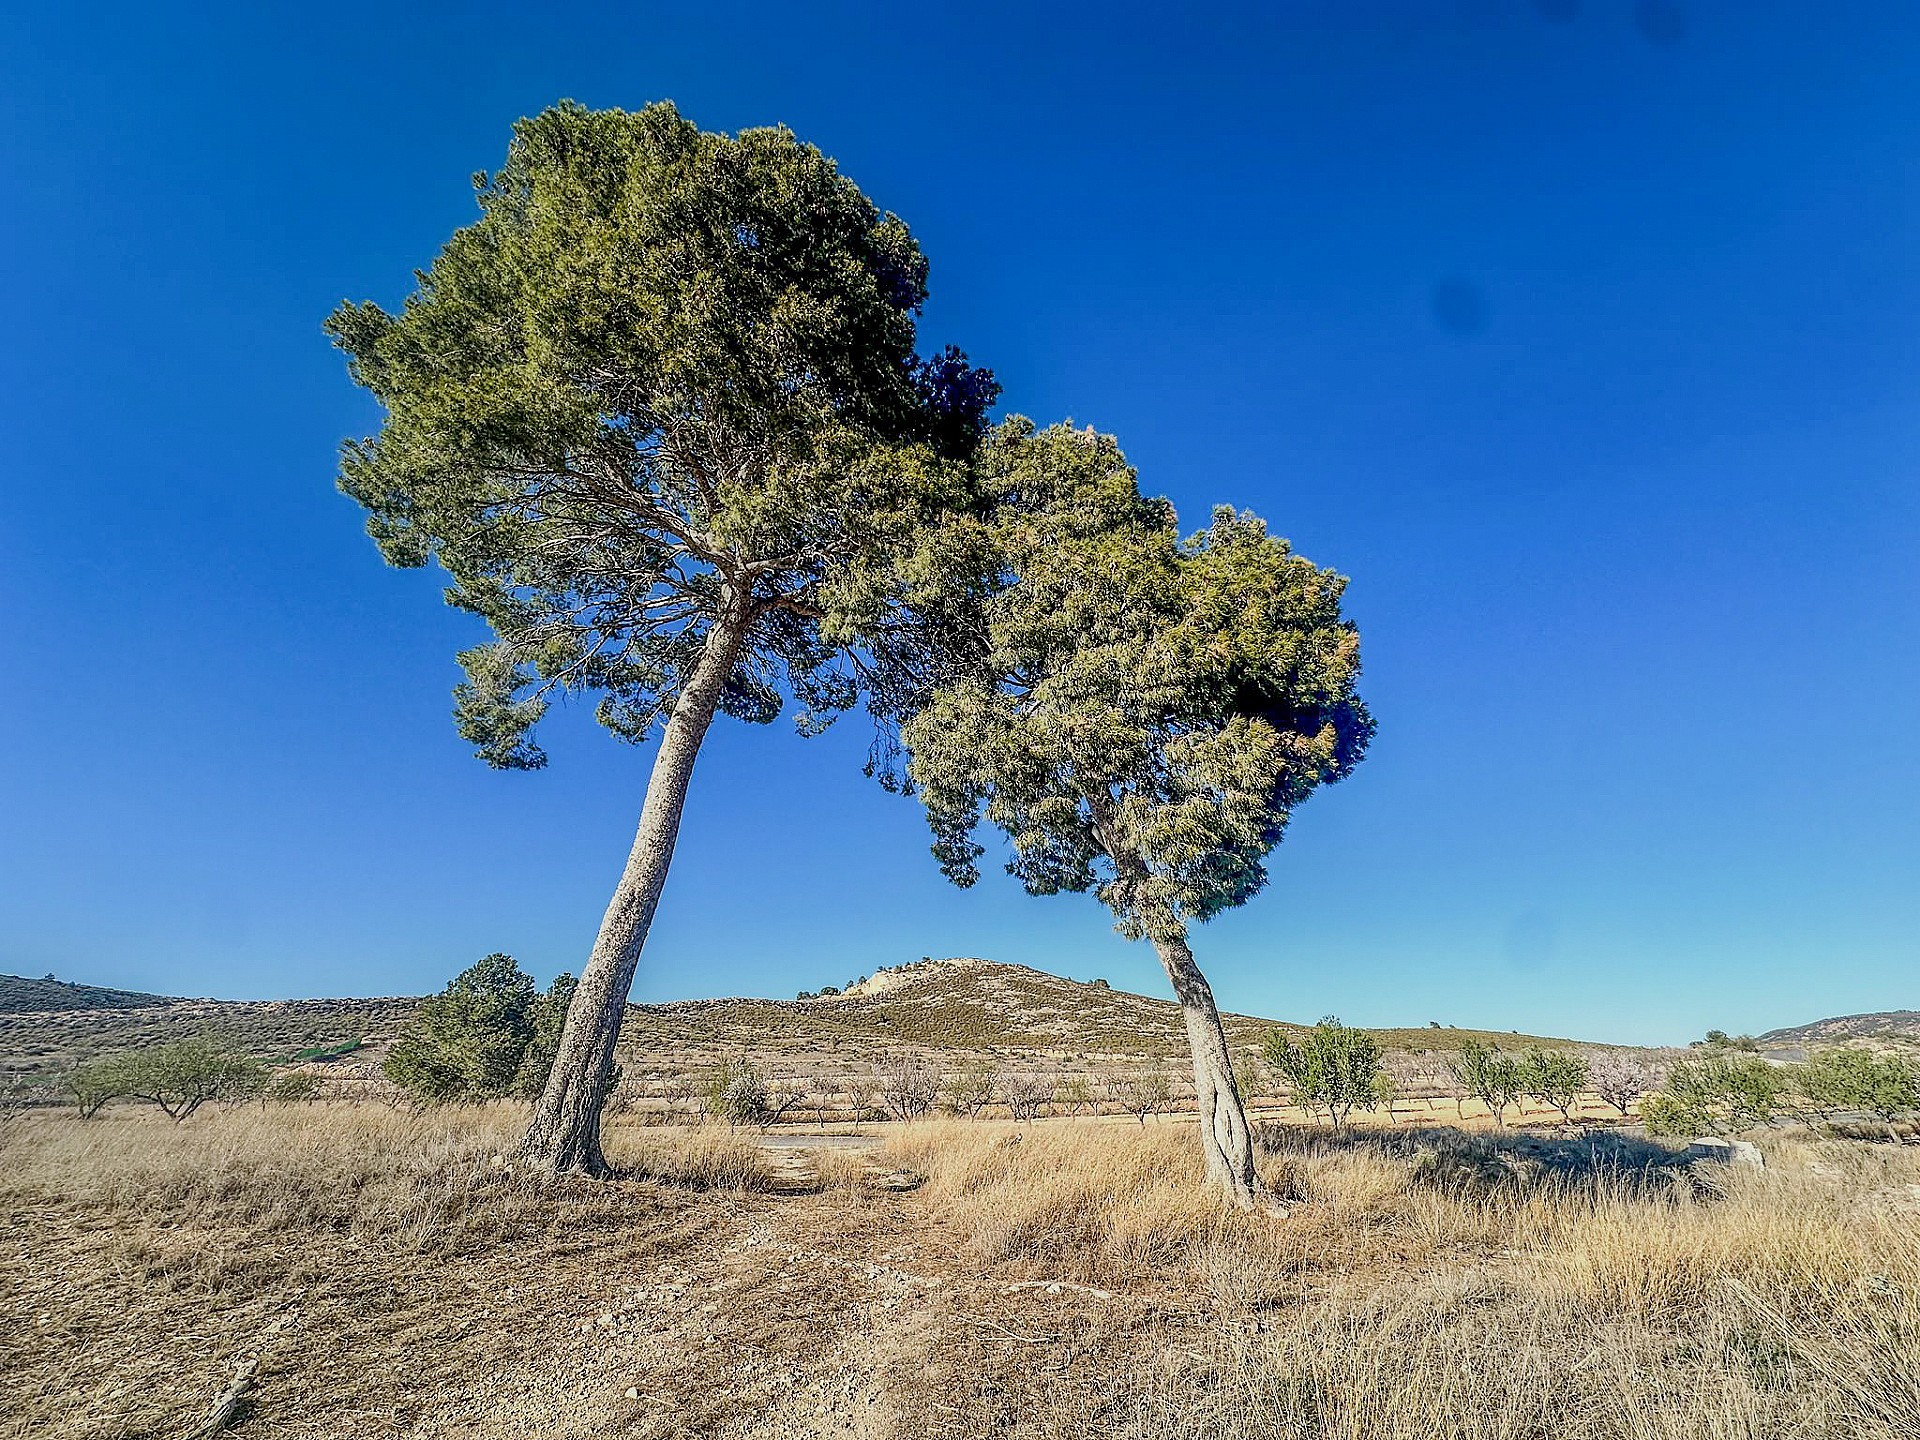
[326,100,997,769]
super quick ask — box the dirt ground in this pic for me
[3,1128,1208,1440]
[8,1109,1919,1440]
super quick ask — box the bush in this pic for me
[703,1057,771,1126]
[1642,1052,1785,1136]
[383,954,575,1104]
[266,1071,326,1105]
[1262,1018,1385,1130]
[1799,1048,1919,1133]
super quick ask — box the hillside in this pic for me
[0,993,420,1077]
[614,957,1592,1068]
[0,972,172,1012]
[1,957,1597,1083]
[1757,1009,1920,1056]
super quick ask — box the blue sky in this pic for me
[2,3,1915,1043]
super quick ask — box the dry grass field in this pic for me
[5,1105,1917,1439]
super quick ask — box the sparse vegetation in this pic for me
[9,1065,1920,1437]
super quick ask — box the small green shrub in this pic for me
[1262,1017,1384,1130]
[702,1057,772,1126]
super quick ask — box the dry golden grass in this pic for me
[3,1105,773,1240]
[884,1118,1920,1439]
[6,1104,1917,1439]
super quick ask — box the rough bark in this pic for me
[518,605,750,1175]
[1148,927,1265,1211]
[1087,796,1265,1211]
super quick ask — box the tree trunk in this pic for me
[1146,927,1265,1211]
[518,608,750,1176]
[1085,797,1268,1212]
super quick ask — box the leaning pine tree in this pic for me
[327,102,995,1175]
[900,421,1372,1209]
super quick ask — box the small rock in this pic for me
[1682,1137,1764,1167]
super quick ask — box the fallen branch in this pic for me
[953,1312,1064,1344]
[188,1295,303,1438]
[1000,1279,1115,1301]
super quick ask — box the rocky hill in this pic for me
[1757,1009,1920,1057]
[1,957,1595,1084]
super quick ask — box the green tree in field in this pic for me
[514,971,577,1099]
[65,1054,136,1119]
[329,102,995,1176]
[1640,1052,1785,1137]
[384,954,574,1104]
[1519,1047,1590,1125]
[1799,1048,1919,1138]
[119,1039,266,1122]
[1262,1018,1384,1131]
[901,422,1372,1208]
[1447,1040,1524,1128]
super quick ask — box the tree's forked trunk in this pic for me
[518,607,750,1176]
[1148,927,1267,1212]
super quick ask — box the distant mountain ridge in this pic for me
[1758,1009,1920,1053]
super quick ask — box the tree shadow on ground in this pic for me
[1255,1122,1708,1201]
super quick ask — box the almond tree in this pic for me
[1001,1072,1056,1121]
[1519,1047,1590,1125]
[328,102,994,1175]
[1588,1050,1658,1119]
[1447,1040,1524,1128]
[901,422,1372,1208]
[1262,1017,1384,1131]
